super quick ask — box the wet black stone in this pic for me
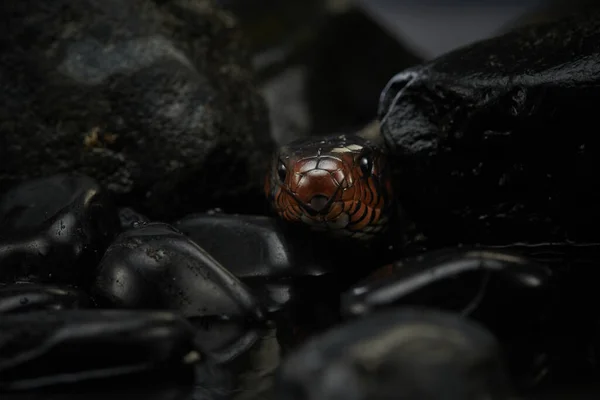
[176,214,310,279]
[174,213,400,350]
[378,10,600,246]
[174,213,334,280]
[177,211,389,279]
[0,0,273,221]
[0,173,120,286]
[174,212,376,353]
[0,310,198,391]
[343,248,552,317]
[342,248,554,389]
[91,222,265,363]
[0,283,90,313]
[174,214,330,312]
[275,308,513,400]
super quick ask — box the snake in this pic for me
[264,132,395,241]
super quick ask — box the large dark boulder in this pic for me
[0,0,273,220]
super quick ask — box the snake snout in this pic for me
[292,168,342,215]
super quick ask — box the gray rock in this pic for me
[275,308,513,400]
[0,0,272,220]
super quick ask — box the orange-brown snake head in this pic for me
[265,134,394,240]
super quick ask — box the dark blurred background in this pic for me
[355,0,544,58]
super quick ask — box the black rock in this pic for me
[174,213,382,348]
[174,212,402,350]
[0,310,199,391]
[0,0,273,220]
[0,282,90,313]
[275,308,513,400]
[343,248,553,317]
[5,361,236,400]
[176,214,308,279]
[342,248,554,389]
[174,214,333,312]
[379,10,600,246]
[91,222,265,362]
[175,213,389,278]
[0,173,120,286]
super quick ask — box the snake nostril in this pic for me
[309,195,329,212]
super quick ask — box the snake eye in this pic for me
[277,159,287,182]
[359,153,373,177]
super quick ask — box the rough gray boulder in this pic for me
[0,0,273,220]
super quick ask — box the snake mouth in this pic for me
[279,186,350,233]
[307,195,329,213]
[291,183,345,218]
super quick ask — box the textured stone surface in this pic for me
[379,10,600,246]
[0,0,273,220]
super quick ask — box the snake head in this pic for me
[265,134,394,240]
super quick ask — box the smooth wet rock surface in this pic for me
[92,222,265,362]
[276,308,513,400]
[343,248,553,318]
[176,214,306,280]
[0,283,90,313]
[175,213,334,313]
[342,248,555,388]
[0,0,273,220]
[175,212,381,281]
[0,310,199,391]
[92,222,263,319]
[0,173,120,286]
[174,212,390,347]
